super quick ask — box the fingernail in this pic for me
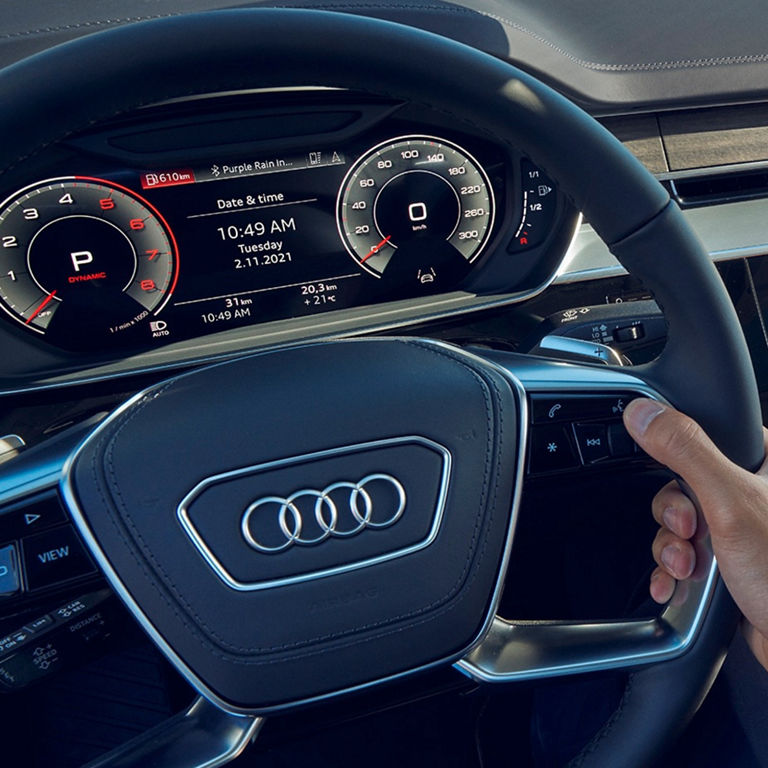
[650,571,675,603]
[662,506,677,532]
[661,544,688,578]
[624,398,666,436]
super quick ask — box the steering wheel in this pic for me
[0,9,762,768]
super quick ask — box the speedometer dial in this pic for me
[337,136,495,286]
[0,177,178,346]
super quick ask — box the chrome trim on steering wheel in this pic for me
[177,436,450,591]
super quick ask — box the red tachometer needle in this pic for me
[25,290,57,325]
[360,235,392,264]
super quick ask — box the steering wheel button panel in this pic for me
[529,393,638,423]
[0,589,116,691]
[527,392,644,473]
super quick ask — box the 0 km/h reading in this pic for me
[337,136,495,279]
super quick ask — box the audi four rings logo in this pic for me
[240,473,406,553]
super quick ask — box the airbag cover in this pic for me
[67,338,519,710]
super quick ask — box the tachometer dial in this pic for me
[0,177,178,345]
[337,136,495,288]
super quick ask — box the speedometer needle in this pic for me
[361,235,392,263]
[26,290,57,325]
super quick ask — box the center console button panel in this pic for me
[0,489,116,692]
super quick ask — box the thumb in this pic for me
[622,398,744,519]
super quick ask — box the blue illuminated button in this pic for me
[0,544,20,597]
[0,494,67,540]
[22,526,95,591]
[573,423,611,464]
[528,425,580,474]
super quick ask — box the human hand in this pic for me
[623,398,768,671]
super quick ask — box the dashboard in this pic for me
[0,92,572,357]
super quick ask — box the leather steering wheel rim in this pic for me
[0,10,762,767]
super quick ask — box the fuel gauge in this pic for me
[509,159,558,252]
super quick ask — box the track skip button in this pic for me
[573,423,610,464]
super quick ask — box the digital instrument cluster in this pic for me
[0,132,558,352]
